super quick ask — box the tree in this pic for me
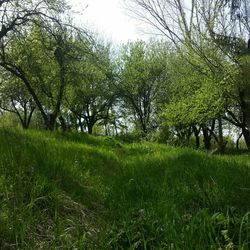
[0,19,87,130]
[0,73,35,129]
[118,40,169,137]
[0,0,74,130]
[161,47,236,151]
[125,0,250,151]
[0,0,68,40]
[66,39,116,134]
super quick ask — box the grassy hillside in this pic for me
[0,129,250,249]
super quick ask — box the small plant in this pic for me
[103,209,166,249]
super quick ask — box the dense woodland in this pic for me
[0,0,250,153]
[1,1,250,249]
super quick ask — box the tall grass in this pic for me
[0,128,250,249]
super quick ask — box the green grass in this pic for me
[0,128,250,249]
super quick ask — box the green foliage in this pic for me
[66,38,116,133]
[162,48,238,127]
[0,129,250,248]
[0,74,35,128]
[117,40,169,135]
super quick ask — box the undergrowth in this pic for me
[0,128,250,249]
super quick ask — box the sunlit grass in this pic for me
[0,128,249,249]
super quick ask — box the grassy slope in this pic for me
[0,129,250,249]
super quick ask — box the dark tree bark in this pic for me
[78,117,84,132]
[202,127,212,150]
[22,105,35,129]
[59,115,67,132]
[239,89,250,152]
[87,121,94,134]
[242,127,250,151]
[236,132,243,150]
[192,125,200,149]
[201,120,215,151]
[216,118,226,153]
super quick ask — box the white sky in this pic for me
[69,0,147,44]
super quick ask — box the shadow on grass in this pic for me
[0,129,120,212]
[109,148,250,214]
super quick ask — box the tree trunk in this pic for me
[87,122,94,134]
[217,118,226,153]
[202,126,211,150]
[104,123,109,136]
[87,125,93,134]
[59,116,67,132]
[192,125,200,149]
[22,122,29,129]
[239,89,250,153]
[114,121,118,136]
[46,113,57,131]
[242,127,250,152]
[141,121,148,137]
[77,117,83,132]
[236,132,243,150]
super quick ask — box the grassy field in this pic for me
[0,128,250,249]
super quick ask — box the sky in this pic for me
[69,0,147,44]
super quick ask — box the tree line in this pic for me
[1,0,250,153]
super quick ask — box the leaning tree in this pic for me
[124,0,250,151]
